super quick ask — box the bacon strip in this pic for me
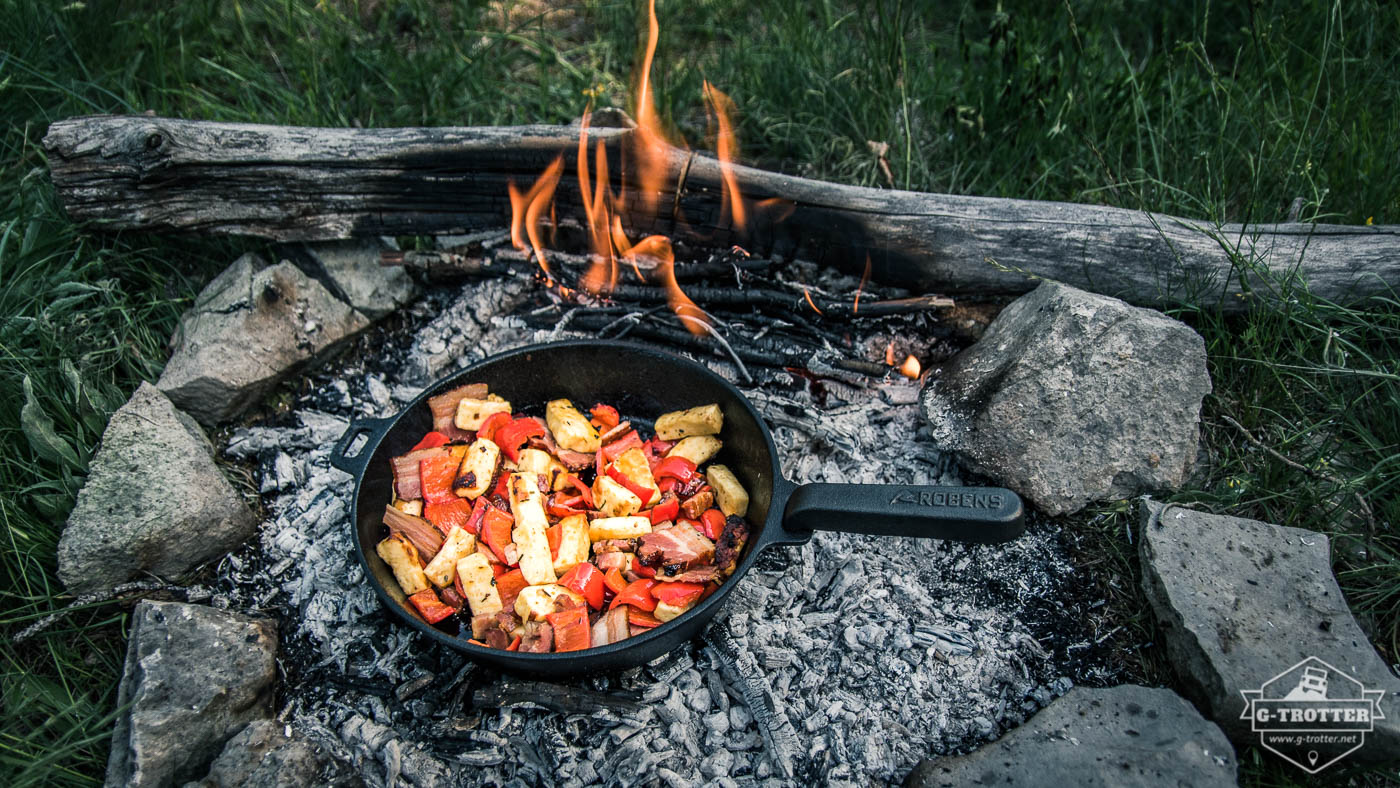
[427,383,488,440]
[654,565,720,583]
[526,421,595,471]
[383,504,444,560]
[638,521,715,571]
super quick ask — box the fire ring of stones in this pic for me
[63,239,1389,785]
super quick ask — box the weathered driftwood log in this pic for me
[44,115,1400,310]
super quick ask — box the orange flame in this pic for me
[854,255,872,314]
[704,81,745,233]
[631,0,668,215]
[802,288,824,315]
[898,355,922,379]
[884,342,896,366]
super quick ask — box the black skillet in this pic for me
[329,340,1024,676]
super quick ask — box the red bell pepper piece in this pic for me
[547,495,587,519]
[603,566,629,596]
[559,562,605,610]
[547,605,592,652]
[481,508,516,564]
[652,456,697,483]
[495,568,529,612]
[700,581,721,602]
[495,417,545,462]
[652,581,705,607]
[490,560,506,579]
[700,509,726,541]
[407,589,456,624]
[589,403,620,430]
[657,476,678,493]
[464,496,490,535]
[606,465,655,503]
[677,517,702,536]
[561,475,595,509]
[627,607,663,629]
[411,431,452,451]
[466,638,487,647]
[649,493,679,525]
[631,555,655,579]
[490,470,510,502]
[419,453,464,504]
[423,497,476,537]
[547,523,562,560]
[610,579,657,611]
[600,430,643,462]
[505,635,522,651]
[477,411,512,443]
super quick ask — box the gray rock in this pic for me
[105,601,278,788]
[303,239,415,321]
[921,281,1210,515]
[185,719,360,788]
[904,685,1236,787]
[1140,500,1400,763]
[57,383,256,594]
[158,253,370,426]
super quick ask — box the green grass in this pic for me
[1,0,1397,784]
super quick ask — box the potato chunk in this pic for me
[515,448,568,492]
[592,474,643,517]
[422,526,477,588]
[507,473,557,586]
[545,398,600,452]
[614,447,660,505]
[706,464,749,517]
[456,552,502,616]
[665,435,722,466]
[376,536,429,596]
[515,584,585,622]
[454,437,501,499]
[393,499,424,517]
[552,514,592,575]
[654,404,723,441]
[588,516,652,542]
[454,393,512,431]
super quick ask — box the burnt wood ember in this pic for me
[213,255,1125,785]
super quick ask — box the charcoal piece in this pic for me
[703,623,799,779]
[471,681,644,716]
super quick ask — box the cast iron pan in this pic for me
[329,340,1024,676]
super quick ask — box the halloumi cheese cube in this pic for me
[588,516,652,542]
[614,447,660,505]
[514,584,585,622]
[507,472,557,585]
[592,474,643,517]
[456,552,502,616]
[545,398,600,452]
[454,437,501,499]
[552,514,592,575]
[706,464,749,517]
[515,448,568,492]
[376,536,429,596]
[665,435,723,466]
[454,393,512,431]
[654,403,723,441]
[422,526,477,588]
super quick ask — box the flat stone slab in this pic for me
[1140,500,1400,765]
[904,685,1237,787]
[303,238,415,321]
[106,601,278,788]
[921,281,1210,515]
[158,253,370,426]
[57,382,256,594]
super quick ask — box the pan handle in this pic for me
[329,416,393,477]
[782,483,1025,543]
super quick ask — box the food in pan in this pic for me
[374,383,751,652]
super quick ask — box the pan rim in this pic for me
[347,338,786,664]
